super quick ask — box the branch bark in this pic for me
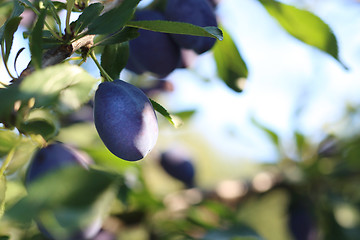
[19,34,95,78]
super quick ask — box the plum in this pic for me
[26,142,92,184]
[25,143,100,240]
[160,149,195,188]
[288,196,317,240]
[165,0,218,54]
[94,79,158,161]
[125,10,181,78]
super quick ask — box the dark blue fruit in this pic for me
[26,143,92,184]
[25,143,100,240]
[165,0,218,54]
[160,150,195,188]
[126,10,181,78]
[288,196,317,240]
[94,79,158,161]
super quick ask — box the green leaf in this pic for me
[43,0,62,29]
[149,99,174,126]
[294,131,306,158]
[258,0,345,68]
[213,28,247,92]
[0,236,10,240]
[0,133,37,177]
[19,63,98,113]
[87,0,140,35]
[173,109,196,122]
[30,7,47,69]
[73,3,104,35]
[19,108,60,140]
[42,35,63,49]
[251,117,280,149]
[3,17,21,63]
[18,0,38,15]
[23,30,63,48]
[0,64,98,130]
[126,20,223,41]
[203,225,264,240]
[85,146,135,173]
[0,175,6,218]
[5,138,37,175]
[5,167,118,226]
[66,0,75,29]
[0,130,18,157]
[0,87,19,127]
[95,27,140,46]
[187,207,218,229]
[0,0,24,43]
[52,1,67,12]
[101,42,129,80]
[0,1,12,11]
[10,0,25,18]
[55,122,136,173]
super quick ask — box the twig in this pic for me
[19,34,95,79]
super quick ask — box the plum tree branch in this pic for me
[16,0,127,81]
[19,34,95,79]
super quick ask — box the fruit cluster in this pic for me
[23,1,218,238]
[93,0,218,160]
[126,0,218,78]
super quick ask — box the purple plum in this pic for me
[126,10,181,78]
[288,196,318,240]
[165,0,218,54]
[94,79,158,161]
[26,142,92,184]
[160,149,195,188]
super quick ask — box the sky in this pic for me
[160,0,360,161]
[1,0,360,163]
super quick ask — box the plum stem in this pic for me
[90,51,113,82]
